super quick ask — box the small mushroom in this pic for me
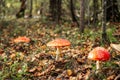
[14,36,30,43]
[88,47,110,73]
[110,44,120,52]
[47,38,71,61]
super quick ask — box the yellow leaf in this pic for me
[67,69,72,76]
[41,45,46,50]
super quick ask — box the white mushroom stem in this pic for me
[55,47,60,61]
[96,61,101,73]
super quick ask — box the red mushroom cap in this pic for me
[88,47,110,61]
[47,38,71,47]
[14,36,30,43]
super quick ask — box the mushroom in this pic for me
[88,47,110,73]
[47,38,71,61]
[14,36,30,43]
[110,44,120,52]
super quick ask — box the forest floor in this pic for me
[0,18,120,80]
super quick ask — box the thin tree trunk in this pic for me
[28,0,33,17]
[93,0,98,23]
[49,0,55,20]
[102,0,109,43]
[80,0,85,33]
[70,0,79,26]
[16,0,26,18]
[57,0,61,23]
[53,0,57,21]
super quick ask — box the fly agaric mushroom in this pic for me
[14,36,30,43]
[110,44,120,52]
[88,47,110,73]
[47,38,71,61]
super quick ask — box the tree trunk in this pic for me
[49,0,55,20]
[93,0,98,23]
[102,0,109,43]
[70,0,79,26]
[28,0,33,18]
[80,0,85,33]
[49,0,62,23]
[16,0,26,18]
[106,0,120,22]
[57,0,61,22]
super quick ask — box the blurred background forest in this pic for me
[0,0,120,39]
[0,0,120,80]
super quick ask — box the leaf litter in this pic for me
[0,19,120,80]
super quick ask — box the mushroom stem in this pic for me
[96,61,101,73]
[55,47,60,61]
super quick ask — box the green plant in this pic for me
[0,52,28,80]
[107,28,117,43]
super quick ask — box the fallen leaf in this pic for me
[29,66,37,72]
[9,53,16,59]
[67,69,73,76]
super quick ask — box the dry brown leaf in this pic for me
[48,51,56,56]
[107,75,116,80]
[56,78,62,80]
[29,66,37,72]
[6,61,12,65]
[26,56,31,61]
[36,66,42,71]
[0,49,4,55]
[34,65,55,76]
[69,77,76,80]
[9,53,16,59]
